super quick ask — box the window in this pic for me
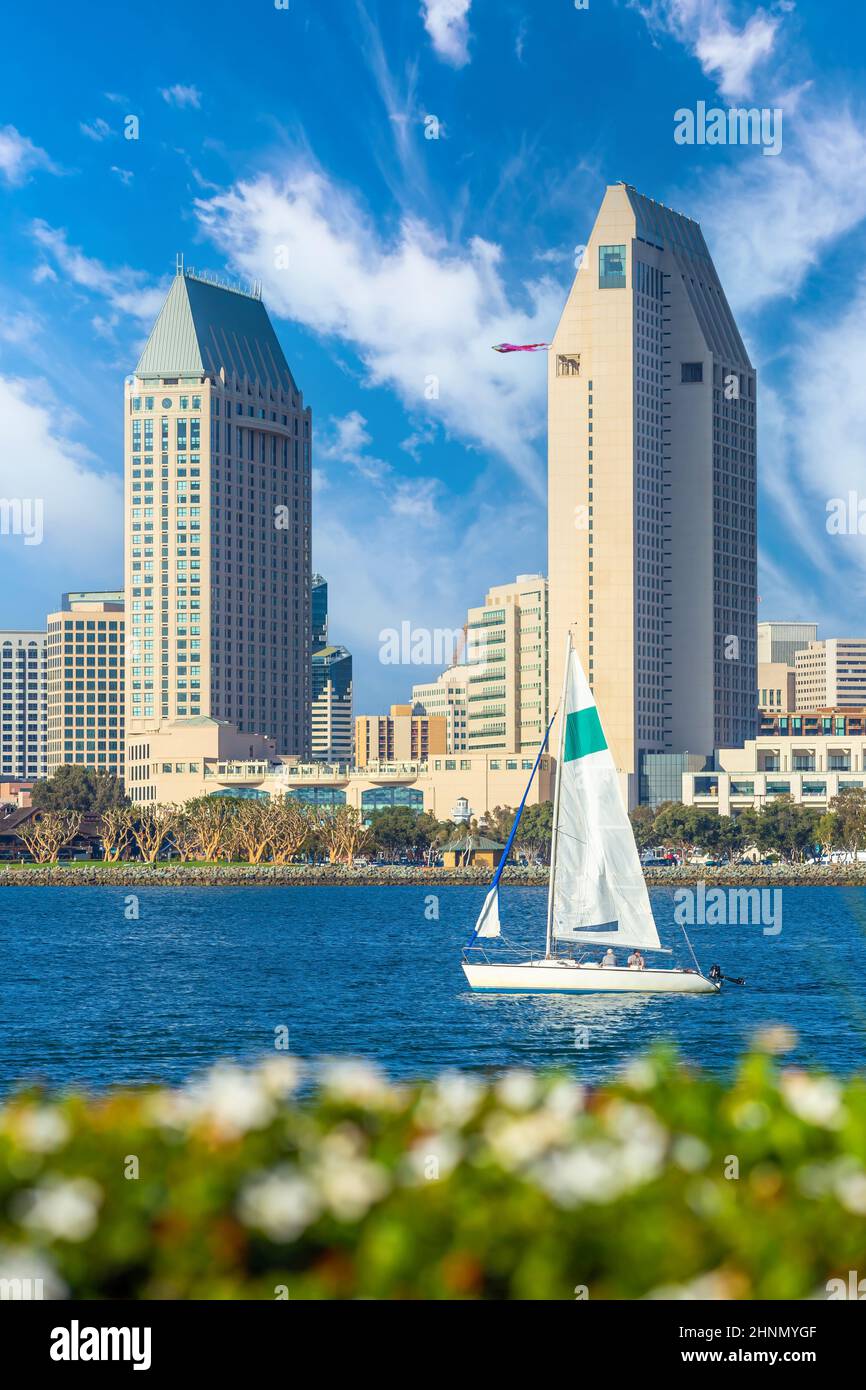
[599,244,626,289]
[681,362,703,383]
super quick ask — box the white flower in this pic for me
[319,1060,396,1108]
[14,1107,70,1154]
[495,1070,539,1111]
[781,1072,845,1129]
[673,1134,711,1172]
[645,1270,737,1300]
[622,1058,659,1092]
[835,1169,866,1215]
[189,1064,275,1138]
[402,1132,463,1185]
[543,1078,585,1121]
[258,1055,302,1098]
[417,1072,484,1128]
[238,1167,320,1241]
[0,1245,67,1299]
[484,1110,570,1169]
[753,1024,798,1055]
[14,1177,102,1242]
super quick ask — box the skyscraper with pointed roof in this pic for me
[124,266,312,777]
[548,183,756,804]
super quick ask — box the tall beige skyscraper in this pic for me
[125,265,312,762]
[548,184,756,798]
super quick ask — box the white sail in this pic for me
[551,644,660,951]
[473,886,501,938]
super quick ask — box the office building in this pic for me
[464,575,549,753]
[411,664,471,752]
[355,704,446,767]
[0,631,47,781]
[757,620,817,668]
[45,592,125,778]
[795,639,866,710]
[312,644,353,763]
[125,262,312,766]
[548,184,757,801]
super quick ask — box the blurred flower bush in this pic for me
[1,1046,865,1300]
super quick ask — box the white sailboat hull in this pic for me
[462,958,720,995]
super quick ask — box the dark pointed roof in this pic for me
[136,272,298,394]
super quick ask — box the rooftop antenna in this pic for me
[176,252,184,276]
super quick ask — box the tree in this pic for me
[753,796,819,863]
[16,810,83,863]
[268,799,315,864]
[515,801,554,863]
[479,805,516,844]
[100,807,133,863]
[180,797,238,861]
[31,765,129,814]
[129,806,179,864]
[816,811,842,860]
[368,806,424,859]
[228,801,275,864]
[829,786,866,861]
[316,805,372,865]
[629,804,657,854]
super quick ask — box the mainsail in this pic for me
[549,641,660,951]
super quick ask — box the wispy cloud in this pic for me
[195,162,560,494]
[80,117,113,143]
[160,83,202,109]
[29,221,166,326]
[421,0,472,69]
[0,125,58,186]
[111,166,134,186]
[631,0,781,100]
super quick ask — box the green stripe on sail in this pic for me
[564,706,607,761]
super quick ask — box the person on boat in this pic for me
[628,949,645,970]
[601,947,617,968]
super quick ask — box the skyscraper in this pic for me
[464,576,549,753]
[0,630,47,781]
[548,184,756,798]
[45,593,125,779]
[125,265,312,762]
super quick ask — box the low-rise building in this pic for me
[355,704,446,767]
[682,734,866,815]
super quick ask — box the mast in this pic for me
[545,631,572,958]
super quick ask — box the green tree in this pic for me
[629,804,657,854]
[31,765,129,814]
[367,806,423,859]
[515,801,554,863]
[754,796,820,863]
[828,786,866,860]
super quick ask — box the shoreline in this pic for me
[2,862,866,887]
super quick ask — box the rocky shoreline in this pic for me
[2,862,866,887]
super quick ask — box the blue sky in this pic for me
[2,0,866,713]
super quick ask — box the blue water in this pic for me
[1,884,865,1093]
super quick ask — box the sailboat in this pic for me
[461,634,720,995]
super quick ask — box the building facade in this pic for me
[0,631,47,781]
[464,575,549,753]
[355,705,447,767]
[682,734,866,815]
[125,265,312,767]
[758,662,796,713]
[411,664,471,752]
[757,620,817,668]
[548,184,757,798]
[312,644,353,763]
[795,639,866,709]
[45,593,125,779]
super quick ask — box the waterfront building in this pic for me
[758,707,866,738]
[548,183,757,802]
[124,262,312,766]
[411,664,471,752]
[123,715,552,816]
[45,593,125,779]
[795,639,866,710]
[0,630,47,781]
[464,575,549,753]
[355,704,446,767]
[682,733,866,816]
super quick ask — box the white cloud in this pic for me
[632,1,780,100]
[80,118,112,142]
[0,375,122,597]
[29,221,166,326]
[195,164,559,493]
[0,125,58,186]
[0,312,42,346]
[160,84,202,109]
[111,166,134,186]
[421,0,472,69]
[693,109,866,313]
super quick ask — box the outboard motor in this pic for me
[709,962,745,986]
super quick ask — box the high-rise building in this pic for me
[355,705,447,766]
[412,664,471,752]
[548,184,757,798]
[312,645,353,763]
[45,592,125,779]
[312,573,328,651]
[464,576,549,753]
[125,264,312,765]
[0,631,47,781]
[757,620,817,668]
[795,639,866,709]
